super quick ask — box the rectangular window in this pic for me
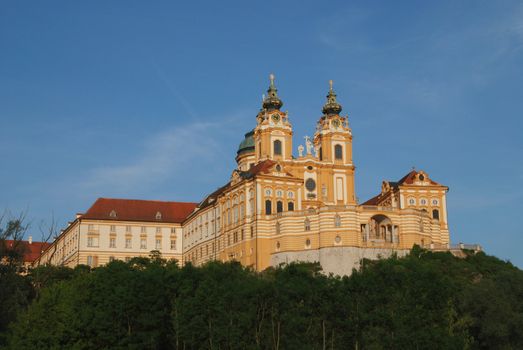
[126,226,131,233]
[265,200,272,215]
[170,239,176,250]
[274,140,282,155]
[171,227,176,234]
[125,238,132,249]
[140,238,147,249]
[87,237,98,247]
[125,257,130,262]
[88,224,94,231]
[141,226,146,233]
[87,255,93,266]
[155,239,161,249]
[109,256,115,262]
[110,225,116,232]
[336,177,344,202]
[234,232,238,243]
[334,144,343,160]
[109,237,116,248]
[156,227,161,234]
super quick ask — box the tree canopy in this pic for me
[1,248,523,349]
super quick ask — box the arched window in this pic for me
[334,214,341,227]
[288,202,294,211]
[304,218,311,231]
[274,140,282,155]
[432,209,440,220]
[276,201,283,213]
[334,144,343,160]
[265,200,272,215]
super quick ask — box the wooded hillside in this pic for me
[1,245,522,349]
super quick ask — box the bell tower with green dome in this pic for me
[253,74,293,163]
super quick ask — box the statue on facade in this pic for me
[304,136,313,155]
[298,144,304,157]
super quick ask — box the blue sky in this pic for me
[1,1,522,267]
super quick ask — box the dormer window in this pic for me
[109,210,117,218]
[275,164,282,172]
[155,211,162,220]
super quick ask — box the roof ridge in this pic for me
[96,197,198,205]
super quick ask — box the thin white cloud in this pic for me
[71,109,250,197]
[79,122,220,192]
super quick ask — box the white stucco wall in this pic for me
[271,246,409,276]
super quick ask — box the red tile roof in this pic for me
[361,194,381,205]
[396,170,442,186]
[81,198,198,223]
[247,159,277,176]
[245,160,295,178]
[361,170,444,205]
[4,240,50,263]
[196,183,230,211]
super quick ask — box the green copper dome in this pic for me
[237,130,255,156]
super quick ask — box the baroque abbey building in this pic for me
[36,76,452,275]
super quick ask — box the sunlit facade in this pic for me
[181,76,451,275]
[37,76,453,275]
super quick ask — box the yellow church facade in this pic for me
[181,76,450,275]
[36,76,454,275]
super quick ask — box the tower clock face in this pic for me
[305,178,316,192]
[271,114,280,122]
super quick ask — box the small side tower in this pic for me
[253,74,293,162]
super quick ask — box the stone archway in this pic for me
[367,214,398,243]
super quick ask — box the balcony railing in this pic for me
[360,205,396,212]
[362,240,401,249]
[449,243,482,251]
